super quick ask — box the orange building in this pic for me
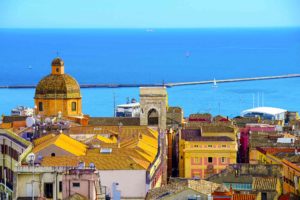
[34,57,82,117]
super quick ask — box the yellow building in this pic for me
[179,127,238,179]
[34,57,82,117]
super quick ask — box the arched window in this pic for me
[51,153,55,157]
[56,68,59,73]
[72,102,77,111]
[39,102,43,111]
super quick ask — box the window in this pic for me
[59,181,62,192]
[194,157,199,163]
[222,145,226,148]
[208,157,213,163]
[221,157,226,163]
[44,183,53,198]
[72,102,77,111]
[194,145,198,148]
[39,102,43,111]
[262,192,267,200]
[51,153,55,157]
[56,68,59,73]
[73,182,80,187]
[208,145,212,148]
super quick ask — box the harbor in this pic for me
[0,73,300,89]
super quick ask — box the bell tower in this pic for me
[51,57,65,75]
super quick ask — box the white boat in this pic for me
[212,78,218,88]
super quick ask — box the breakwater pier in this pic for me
[0,74,299,89]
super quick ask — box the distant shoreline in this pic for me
[0,74,299,89]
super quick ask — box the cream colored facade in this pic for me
[140,87,168,130]
[14,166,64,200]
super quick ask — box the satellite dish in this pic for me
[26,117,35,127]
[78,161,85,169]
[45,117,51,124]
[26,153,36,164]
[89,162,95,169]
[37,155,43,161]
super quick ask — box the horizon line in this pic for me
[0,26,300,30]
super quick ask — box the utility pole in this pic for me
[113,92,116,117]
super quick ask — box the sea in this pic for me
[0,28,299,117]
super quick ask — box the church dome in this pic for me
[35,58,81,99]
[35,74,81,99]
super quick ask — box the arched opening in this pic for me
[148,108,159,126]
[51,153,55,157]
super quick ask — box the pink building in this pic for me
[63,168,100,200]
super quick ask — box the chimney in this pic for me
[138,132,143,140]
[117,135,121,148]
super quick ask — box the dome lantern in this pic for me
[51,57,65,75]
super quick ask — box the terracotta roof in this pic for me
[2,116,27,123]
[181,129,233,142]
[37,127,159,170]
[232,194,256,200]
[256,147,298,155]
[33,133,87,156]
[253,177,277,191]
[146,179,220,200]
[181,129,201,140]
[88,117,140,126]
[202,125,235,133]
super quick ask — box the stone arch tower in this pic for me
[140,87,168,130]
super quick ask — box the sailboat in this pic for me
[212,78,218,88]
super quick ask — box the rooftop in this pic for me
[252,177,278,191]
[31,126,159,170]
[242,107,287,116]
[146,179,220,200]
[32,133,87,156]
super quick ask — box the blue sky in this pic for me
[0,0,299,28]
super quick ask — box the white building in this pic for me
[116,102,140,117]
[241,107,287,120]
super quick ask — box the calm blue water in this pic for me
[0,28,299,117]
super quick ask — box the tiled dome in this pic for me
[35,74,81,99]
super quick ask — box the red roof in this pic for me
[233,194,256,200]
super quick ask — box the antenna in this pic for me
[56,51,60,57]
[257,92,260,107]
[252,94,255,108]
[262,92,264,107]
